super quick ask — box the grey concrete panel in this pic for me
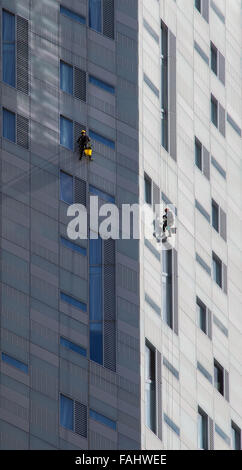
[29,435,57,450]
[59,426,88,449]
[0,419,29,449]
[1,250,29,294]
[118,432,140,450]
[30,390,58,447]
[30,343,58,368]
[2,218,30,251]
[89,430,116,450]
[30,355,58,400]
[31,274,58,309]
[30,318,59,355]
[60,268,87,300]
[60,358,88,404]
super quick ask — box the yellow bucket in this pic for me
[84,148,92,157]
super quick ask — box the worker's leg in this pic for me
[79,146,84,160]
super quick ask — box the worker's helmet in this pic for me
[81,129,86,134]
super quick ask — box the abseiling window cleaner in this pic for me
[77,130,93,161]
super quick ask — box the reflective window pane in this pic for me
[60,115,73,150]
[60,394,74,430]
[144,176,151,205]
[60,6,86,24]
[60,61,73,95]
[2,10,16,87]
[90,322,103,365]
[89,75,115,94]
[60,171,73,204]
[212,200,219,232]
[90,409,116,430]
[195,138,202,170]
[89,0,102,33]
[3,108,16,142]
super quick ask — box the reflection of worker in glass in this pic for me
[163,207,175,237]
[77,130,91,160]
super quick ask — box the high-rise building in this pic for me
[0,0,241,451]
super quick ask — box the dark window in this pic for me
[60,292,87,312]
[60,237,86,256]
[90,409,116,430]
[198,407,208,449]
[60,61,86,101]
[3,108,16,142]
[195,138,202,170]
[89,75,115,94]
[89,130,115,149]
[212,252,222,288]
[214,360,224,395]
[211,42,218,75]
[60,115,73,150]
[89,185,115,203]
[195,0,201,13]
[60,171,73,204]
[211,95,218,127]
[89,0,102,33]
[196,298,207,334]
[60,337,87,357]
[212,200,219,232]
[60,5,86,24]
[60,61,73,95]
[161,21,168,151]
[89,236,103,365]
[231,422,241,450]
[162,250,173,328]
[144,175,152,205]
[145,340,156,433]
[2,352,28,374]
[60,394,74,430]
[2,10,16,87]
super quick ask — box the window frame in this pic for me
[195,137,203,171]
[60,393,74,431]
[212,252,222,288]
[60,115,74,151]
[211,42,218,75]
[196,297,207,335]
[60,60,74,96]
[2,9,17,89]
[160,20,169,151]
[211,94,218,128]
[198,407,208,450]
[145,339,157,434]
[2,107,16,143]
[214,359,224,396]
[195,0,202,13]
[60,170,74,205]
[212,199,220,233]
[162,249,173,329]
[231,421,241,450]
[89,0,103,34]
[89,235,103,366]
[144,173,152,205]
